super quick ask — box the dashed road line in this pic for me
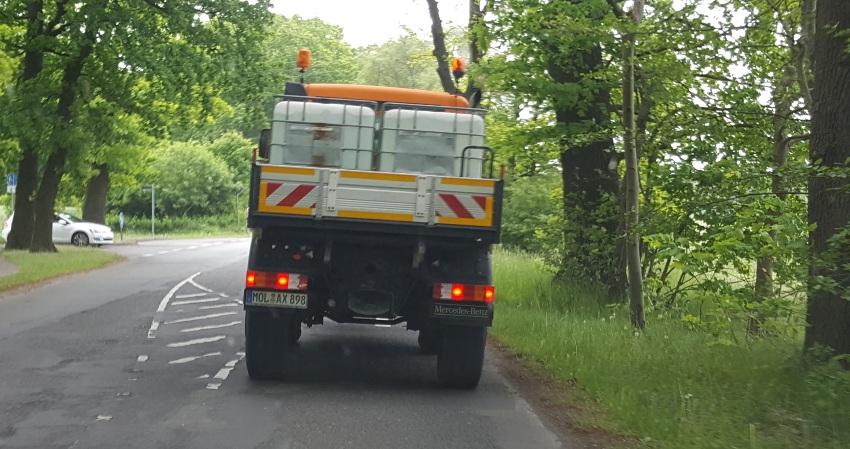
[164,312,238,325]
[180,321,242,333]
[171,297,220,306]
[199,303,239,310]
[169,352,222,365]
[176,293,207,299]
[167,335,226,348]
[136,355,149,362]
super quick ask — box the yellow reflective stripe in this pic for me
[336,210,415,222]
[340,171,416,183]
[440,177,496,187]
[261,166,317,176]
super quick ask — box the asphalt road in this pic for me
[0,238,563,449]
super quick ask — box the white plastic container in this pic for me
[379,109,486,177]
[270,101,375,170]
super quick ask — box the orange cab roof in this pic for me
[304,84,469,108]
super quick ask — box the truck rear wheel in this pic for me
[417,322,442,354]
[245,309,294,380]
[437,325,487,389]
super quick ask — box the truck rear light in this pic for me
[451,284,464,301]
[246,270,308,291]
[433,283,494,303]
[276,273,289,288]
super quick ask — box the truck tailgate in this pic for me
[252,164,502,234]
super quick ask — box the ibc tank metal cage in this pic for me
[271,94,379,171]
[379,102,493,178]
[269,95,495,178]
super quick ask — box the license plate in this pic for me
[247,290,308,309]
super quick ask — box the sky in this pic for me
[271,0,469,47]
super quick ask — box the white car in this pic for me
[1,212,114,246]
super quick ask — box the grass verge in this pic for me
[0,247,123,293]
[492,249,850,449]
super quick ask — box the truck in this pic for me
[243,55,502,388]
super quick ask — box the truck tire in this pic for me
[417,323,441,354]
[437,325,487,389]
[245,309,293,380]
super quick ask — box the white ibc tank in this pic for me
[271,101,375,170]
[380,109,486,177]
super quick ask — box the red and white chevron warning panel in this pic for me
[435,193,488,220]
[266,183,317,208]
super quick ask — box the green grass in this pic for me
[492,249,850,449]
[0,247,122,292]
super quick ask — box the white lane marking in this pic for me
[171,298,220,306]
[164,312,237,325]
[169,352,222,365]
[231,299,244,305]
[196,374,210,379]
[176,293,207,299]
[166,336,226,348]
[157,272,202,313]
[199,303,239,310]
[189,279,213,293]
[143,253,153,257]
[136,355,149,362]
[206,353,245,390]
[148,272,202,339]
[200,243,212,248]
[96,415,113,421]
[158,250,168,255]
[218,293,228,297]
[180,321,242,333]
[374,324,392,328]
[146,321,160,339]
[188,246,198,250]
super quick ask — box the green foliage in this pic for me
[492,250,850,449]
[355,31,442,91]
[500,172,563,262]
[114,141,237,217]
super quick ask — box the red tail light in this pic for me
[451,284,464,301]
[276,273,289,288]
[246,270,308,291]
[433,283,494,303]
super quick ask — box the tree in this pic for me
[804,0,850,359]
[620,0,646,327]
[484,0,623,297]
[356,32,442,91]
[425,0,458,94]
[2,0,271,251]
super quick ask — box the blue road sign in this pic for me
[6,173,16,194]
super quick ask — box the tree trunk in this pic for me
[623,0,645,328]
[31,38,95,252]
[465,0,485,99]
[751,62,797,334]
[82,163,109,224]
[550,41,620,294]
[425,0,458,94]
[4,0,45,250]
[804,0,850,360]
